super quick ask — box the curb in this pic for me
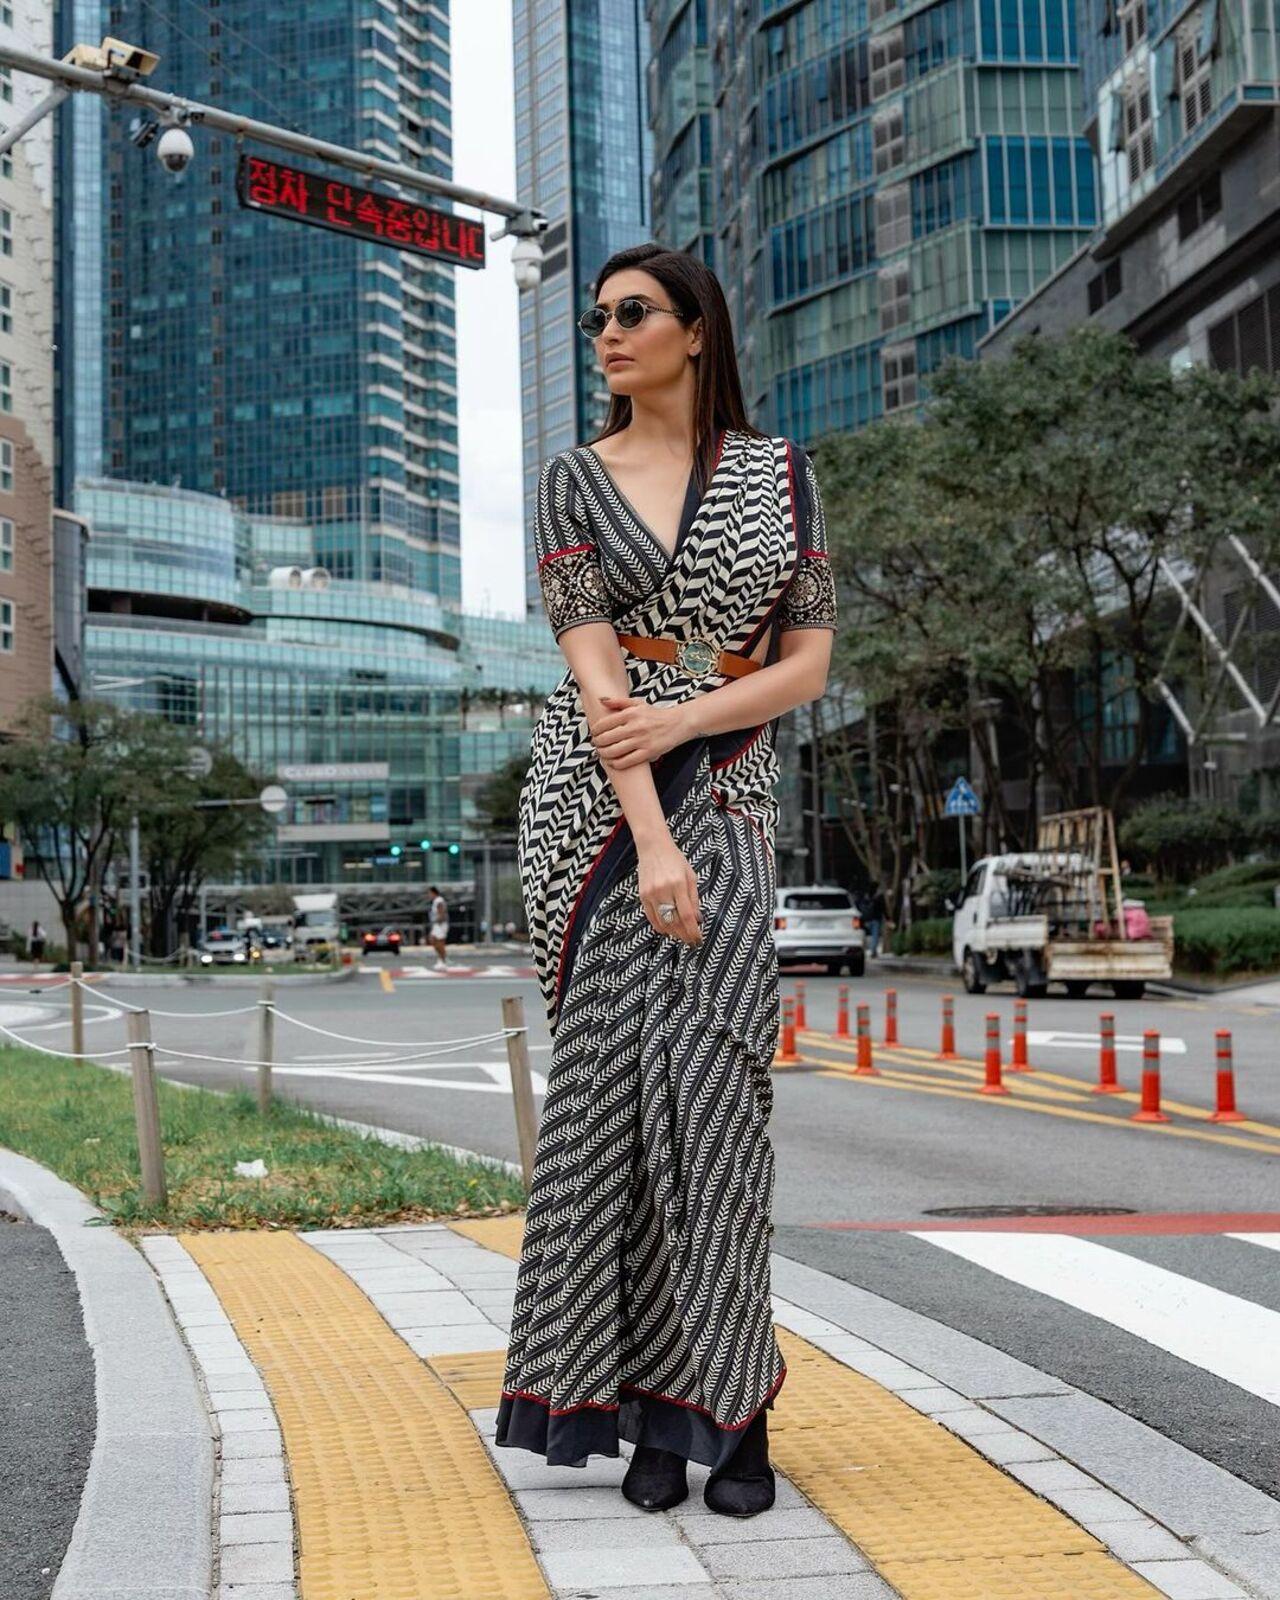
[88,963,360,990]
[0,1149,214,1600]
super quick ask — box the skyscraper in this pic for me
[66,0,460,601]
[648,0,1100,439]
[514,0,653,614]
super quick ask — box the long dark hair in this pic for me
[587,243,766,496]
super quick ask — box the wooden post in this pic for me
[125,1009,167,1209]
[69,960,85,1059]
[257,979,274,1114]
[502,995,537,1189]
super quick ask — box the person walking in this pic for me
[497,244,837,1517]
[426,886,449,969]
[29,921,46,963]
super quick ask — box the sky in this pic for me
[452,4,528,622]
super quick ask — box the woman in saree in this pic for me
[496,243,838,1517]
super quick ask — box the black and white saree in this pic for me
[495,428,837,1470]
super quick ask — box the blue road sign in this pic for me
[944,777,980,817]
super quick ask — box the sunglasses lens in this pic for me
[615,299,646,329]
[578,309,607,338]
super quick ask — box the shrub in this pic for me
[1174,908,1280,975]
[1120,798,1250,883]
[892,917,952,956]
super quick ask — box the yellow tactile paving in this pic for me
[182,1232,549,1600]
[771,1327,1161,1598]
[445,1215,1160,1597]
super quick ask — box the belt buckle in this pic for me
[676,637,717,678]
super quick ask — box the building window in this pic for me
[1124,77,1154,183]
[1118,0,1147,52]
[1177,25,1213,135]
[0,284,9,334]
[1207,285,1280,376]
[0,5,11,26]
[868,0,896,19]
[1177,170,1221,239]
[0,438,11,491]
[875,183,912,257]
[0,208,10,256]
[878,263,912,334]
[0,67,10,104]
[0,361,10,412]
[882,342,918,412]
[873,108,905,176]
[869,29,905,99]
[0,516,10,572]
[1086,257,1123,313]
[0,599,11,653]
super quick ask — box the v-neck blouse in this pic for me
[533,433,837,643]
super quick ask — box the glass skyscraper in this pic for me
[514,0,653,614]
[648,0,1099,439]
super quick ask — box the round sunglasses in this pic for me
[576,296,686,341]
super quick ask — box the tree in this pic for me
[474,754,530,834]
[0,699,164,961]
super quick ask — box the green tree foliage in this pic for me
[474,754,530,834]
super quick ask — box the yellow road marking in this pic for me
[448,1221,1158,1597]
[829,1034,1280,1144]
[379,967,394,994]
[183,1232,548,1600]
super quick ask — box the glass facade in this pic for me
[67,0,461,601]
[515,0,653,614]
[82,479,564,884]
[646,0,1098,437]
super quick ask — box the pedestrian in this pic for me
[496,243,837,1518]
[29,920,46,963]
[865,884,886,959]
[426,885,449,970]
[110,926,128,965]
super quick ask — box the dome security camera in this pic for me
[156,125,195,174]
[511,237,543,292]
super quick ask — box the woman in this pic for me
[496,243,837,1518]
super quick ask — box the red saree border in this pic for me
[500,1361,787,1426]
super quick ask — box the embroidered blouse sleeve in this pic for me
[534,454,613,641]
[778,441,838,632]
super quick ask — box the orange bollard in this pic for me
[1130,1030,1169,1122]
[1210,1030,1246,1123]
[981,1012,1010,1095]
[1093,1012,1123,1094]
[795,981,807,1031]
[854,1002,880,1075]
[938,994,957,1061]
[777,996,801,1065]
[1009,998,1031,1072]
[834,983,851,1039]
[884,988,899,1046]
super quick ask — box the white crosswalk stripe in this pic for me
[912,1230,1280,1406]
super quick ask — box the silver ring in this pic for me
[658,902,676,922]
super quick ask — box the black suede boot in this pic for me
[621,1443,688,1511]
[703,1408,775,1517]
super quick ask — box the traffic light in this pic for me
[419,838,431,850]
[390,844,402,858]
[448,842,460,856]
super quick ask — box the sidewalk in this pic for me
[2,1153,1276,1600]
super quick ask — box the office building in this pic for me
[0,0,55,737]
[514,0,653,612]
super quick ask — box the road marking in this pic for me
[379,967,394,994]
[371,964,537,981]
[1026,1030,1186,1055]
[912,1231,1280,1405]
[810,1213,1280,1234]
[256,1060,549,1096]
[1229,1232,1280,1253]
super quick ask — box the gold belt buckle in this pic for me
[676,637,717,678]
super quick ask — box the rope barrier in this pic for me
[268,1011,525,1049]
[0,1023,132,1059]
[67,976,262,1020]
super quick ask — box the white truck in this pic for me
[950,807,1173,1000]
[290,891,340,958]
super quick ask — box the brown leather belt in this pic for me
[616,631,761,680]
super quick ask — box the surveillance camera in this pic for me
[511,237,543,292]
[156,126,194,174]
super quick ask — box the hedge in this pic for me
[1173,908,1280,976]
[891,917,952,956]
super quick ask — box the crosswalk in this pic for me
[370,963,537,980]
[913,1229,1280,1406]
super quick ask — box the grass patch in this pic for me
[0,1046,525,1233]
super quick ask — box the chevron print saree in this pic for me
[496,429,837,1470]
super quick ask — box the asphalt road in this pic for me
[0,1215,95,1600]
[4,956,1278,1500]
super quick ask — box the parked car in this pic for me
[198,929,249,966]
[773,886,865,976]
[259,927,290,950]
[361,926,403,954]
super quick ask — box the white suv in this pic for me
[773,885,865,976]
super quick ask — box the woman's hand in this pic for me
[590,696,692,769]
[636,834,702,944]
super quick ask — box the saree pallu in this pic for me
[496,429,835,1470]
